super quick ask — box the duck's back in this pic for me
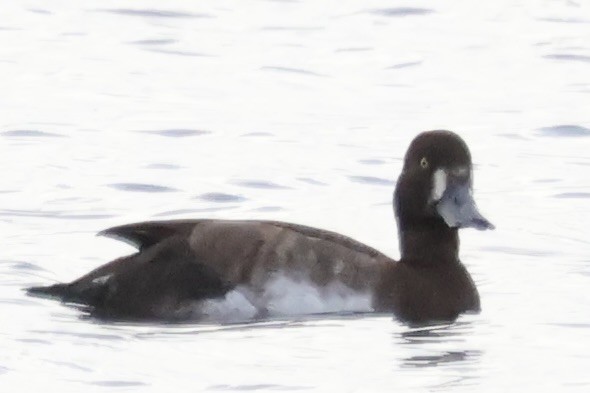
[186,220,383,285]
[187,220,388,320]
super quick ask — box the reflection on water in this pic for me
[2,0,590,391]
[399,322,481,369]
[404,350,480,368]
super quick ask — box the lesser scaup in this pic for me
[27,130,493,324]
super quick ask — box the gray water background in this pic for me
[1,1,590,391]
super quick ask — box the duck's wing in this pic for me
[98,219,210,250]
[100,219,391,289]
[174,219,391,292]
[99,219,387,259]
[30,235,232,320]
[94,236,231,319]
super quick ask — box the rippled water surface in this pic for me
[2,1,590,391]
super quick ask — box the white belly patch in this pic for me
[198,275,373,323]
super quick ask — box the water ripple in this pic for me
[401,350,481,369]
[498,133,529,140]
[538,17,590,24]
[29,9,51,15]
[145,163,182,170]
[261,26,323,32]
[16,338,51,345]
[30,329,127,341]
[547,322,590,329]
[208,384,310,391]
[479,245,557,257]
[253,206,284,212]
[240,132,274,138]
[348,176,394,186]
[369,8,434,17]
[2,130,64,138]
[335,47,373,53]
[554,192,590,199]
[128,39,178,46]
[140,129,211,137]
[0,298,39,306]
[4,260,46,272]
[91,380,147,387]
[232,180,291,190]
[198,192,248,203]
[98,9,212,19]
[154,207,237,216]
[543,54,590,63]
[146,49,212,57]
[260,66,327,77]
[0,209,115,220]
[297,177,327,186]
[387,61,423,69]
[538,125,590,137]
[108,183,178,193]
[47,360,92,373]
[358,159,387,165]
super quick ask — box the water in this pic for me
[2,0,590,391]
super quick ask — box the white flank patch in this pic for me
[262,275,373,316]
[197,275,373,322]
[200,287,258,323]
[431,168,447,202]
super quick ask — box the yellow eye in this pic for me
[420,157,429,169]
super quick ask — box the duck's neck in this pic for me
[398,221,459,265]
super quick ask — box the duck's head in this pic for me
[394,130,494,232]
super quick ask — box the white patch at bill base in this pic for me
[431,169,447,202]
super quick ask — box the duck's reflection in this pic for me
[401,349,481,368]
[397,321,482,369]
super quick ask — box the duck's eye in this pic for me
[420,157,429,169]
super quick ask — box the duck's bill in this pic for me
[436,182,494,230]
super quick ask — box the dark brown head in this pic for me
[394,130,494,236]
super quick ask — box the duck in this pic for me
[27,130,493,324]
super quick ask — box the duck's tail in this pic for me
[26,283,71,300]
